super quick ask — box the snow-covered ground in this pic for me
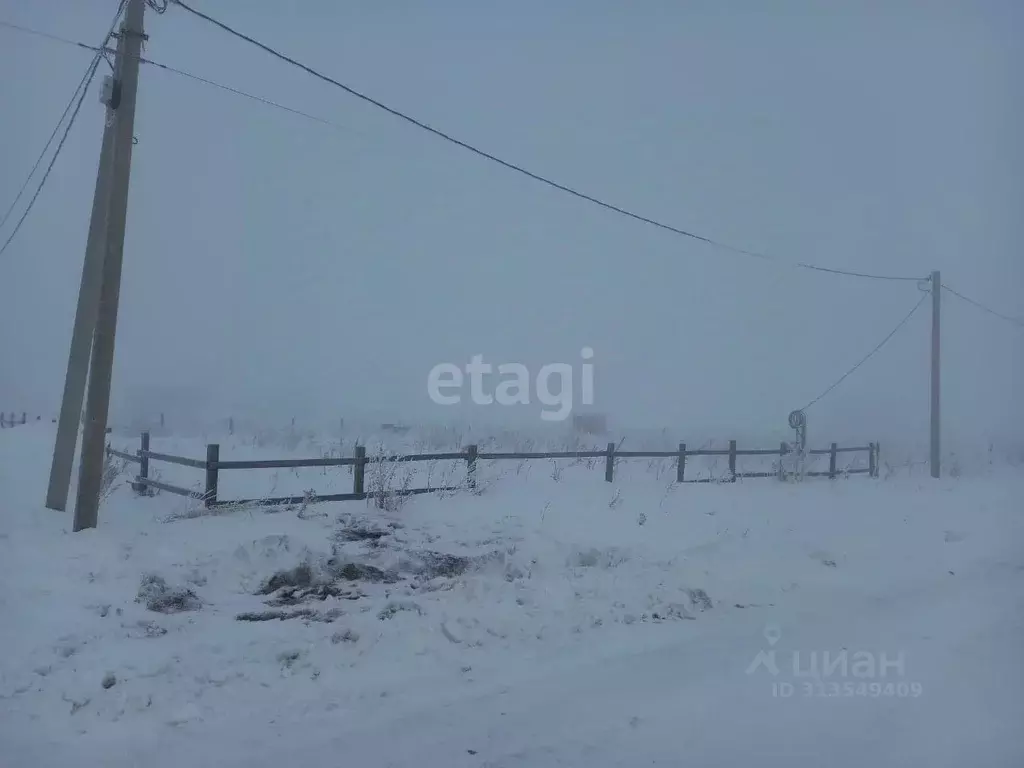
[2,423,1023,767]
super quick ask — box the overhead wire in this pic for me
[168,0,924,284]
[138,56,359,135]
[0,63,95,232]
[798,292,930,412]
[0,2,128,258]
[0,58,104,258]
[5,9,1014,422]
[0,20,362,139]
[0,59,103,258]
[941,283,1024,329]
[0,19,106,54]
[0,10,126,231]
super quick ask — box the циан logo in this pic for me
[746,624,924,699]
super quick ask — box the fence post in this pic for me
[728,440,737,481]
[159,412,165,429]
[778,442,788,481]
[228,416,234,436]
[604,441,615,482]
[868,442,878,478]
[21,412,26,424]
[829,442,838,479]
[132,431,150,494]
[204,443,219,508]
[353,445,366,497]
[874,442,881,477]
[677,442,686,483]
[466,444,478,490]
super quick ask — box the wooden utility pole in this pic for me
[930,270,941,479]
[46,59,120,511]
[73,0,146,531]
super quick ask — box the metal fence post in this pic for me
[466,444,478,490]
[677,442,686,483]
[353,445,366,497]
[728,440,737,481]
[132,430,150,493]
[604,441,615,482]
[204,443,219,508]
[829,442,838,479]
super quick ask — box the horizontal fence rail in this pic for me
[105,431,881,511]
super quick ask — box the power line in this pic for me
[139,57,358,135]
[941,284,1024,329]
[0,20,362,139]
[0,3,127,258]
[0,19,105,54]
[799,292,929,411]
[0,58,103,258]
[168,0,923,284]
[0,9,126,232]
[0,59,94,231]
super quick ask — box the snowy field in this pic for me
[2,423,1023,767]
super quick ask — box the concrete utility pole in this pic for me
[930,270,941,479]
[45,78,119,511]
[73,0,146,532]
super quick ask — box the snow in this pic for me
[2,423,1023,766]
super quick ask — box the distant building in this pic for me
[572,412,607,435]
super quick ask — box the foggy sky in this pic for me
[1,0,1021,448]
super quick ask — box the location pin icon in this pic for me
[763,624,782,646]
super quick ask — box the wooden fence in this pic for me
[1,413,113,433]
[106,432,880,509]
[0,412,30,428]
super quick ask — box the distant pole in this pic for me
[73,0,145,531]
[45,56,120,511]
[930,270,941,479]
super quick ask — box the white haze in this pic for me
[1,0,1021,454]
